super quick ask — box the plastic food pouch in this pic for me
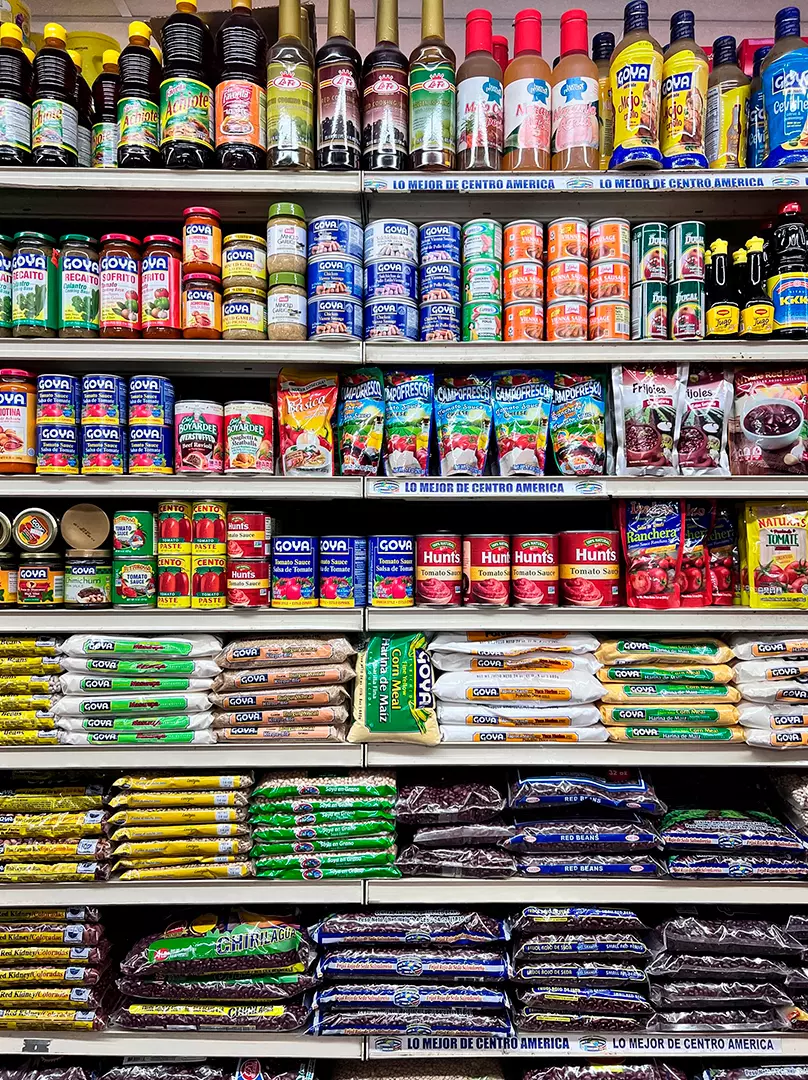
[109,790,248,809]
[431,651,600,674]
[0,810,106,838]
[0,792,102,812]
[608,727,745,742]
[739,703,808,726]
[214,664,354,691]
[736,659,808,682]
[61,656,220,676]
[733,635,808,660]
[729,366,808,476]
[621,499,686,609]
[0,1006,104,1029]
[600,683,741,704]
[428,632,600,656]
[744,501,808,610]
[277,368,338,477]
[52,692,210,716]
[679,502,713,608]
[108,808,244,826]
[0,731,59,745]
[254,771,395,799]
[59,675,213,694]
[600,704,739,726]
[348,633,439,745]
[596,637,733,665]
[57,715,212,732]
[383,370,433,476]
[0,657,61,673]
[212,687,348,711]
[60,634,221,657]
[434,669,603,705]
[217,636,355,668]
[597,664,733,684]
[678,366,732,475]
[0,862,109,883]
[441,726,608,744]
[613,363,687,476]
[0,637,59,656]
[660,808,804,851]
[435,374,492,477]
[112,773,253,791]
[0,675,59,693]
[438,704,601,726]
[746,730,808,749]
[492,369,553,477]
[213,707,348,728]
[0,712,55,730]
[549,370,608,476]
[706,505,740,606]
[337,367,384,476]
[736,681,808,705]
[216,726,345,743]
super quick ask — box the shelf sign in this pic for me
[368,1033,784,1057]
[364,173,808,195]
[366,478,605,498]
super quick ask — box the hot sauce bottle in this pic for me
[551,8,598,172]
[456,8,503,170]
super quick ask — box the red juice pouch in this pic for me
[678,366,733,475]
[492,369,553,476]
[620,499,685,610]
[435,374,493,477]
[612,363,687,476]
[680,502,713,608]
[707,504,740,606]
[549,371,608,476]
[337,367,384,476]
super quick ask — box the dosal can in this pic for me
[511,534,558,606]
[559,529,620,607]
[462,534,511,606]
[416,533,462,606]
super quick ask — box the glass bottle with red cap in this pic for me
[141,235,181,339]
[492,35,509,75]
[551,9,598,172]
[503,9,551,170]
[456,9,503,170]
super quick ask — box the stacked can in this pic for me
[546,218,589,341]
[127,374,175,475]
[588,218,630,341]
[631,223,669,340]
[192,500,227,609]
[419,221,461,343]
[112,509,156,607]
[81,373,126,474]
[307,215,364,340]
[364,220,418,341]
[668,221,706,340]
[226,508,271,608]
[503,220,544,342]
[157,500,193,609]
[462,219,503,342]
[36,373,80,475]
[319,535,367,609]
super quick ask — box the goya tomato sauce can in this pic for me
[272,535,318,608]
[36,373,80,424]
[512,534,558,607]
[368,534,414,607]
[191,554,227,609]
[559,529,620,607]
[227,558,270,607]
[129,374,175,426]
[36,422,79,474]
[319,536,367,609]
[157,553,191,609]
[462,534,511,606]
[157,500,192,554]
[227,509,266,558]
[81,373,126,425]
[416,533,461,606]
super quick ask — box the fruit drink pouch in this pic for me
[383,371,433,476]
[337,367,384,476]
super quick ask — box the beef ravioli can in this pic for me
[368,534,414,607]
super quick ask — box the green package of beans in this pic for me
[251,820,395,842]
[252,834,395,857]
[256,864,402,880]
[254,849,396,872]
[249,808,394,827]
[249,797,395,814]
[253,771,396,801]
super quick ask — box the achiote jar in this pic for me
[65,548,112,608]
[17,552,64,607]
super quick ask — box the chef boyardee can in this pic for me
[81,373,126,425]
[669,280,705,340]
[129,375,175,426]
[36,373,80,424]
[420,221,461,264]
[462,219,503,263]
[420,302,461,342]
[669,221,706,282]
[632,282,668,340]
[632,223,668,283]
[319,535,367,608]
[365,298,418,341]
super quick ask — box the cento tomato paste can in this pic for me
[191,554,227,609]
[157,553,191,609]
[559,529,620,607]
[368,534,414,607]
[511,534,558,607]
[462,534,511,606]
[227,509,266,558]
[158,500,192,554]
[192,501,227,554]
[416,533,462,606]
[271,535,318,608]
[319,536,367,609]
[227,558,270,607]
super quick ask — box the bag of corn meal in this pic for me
[348,634,439,745]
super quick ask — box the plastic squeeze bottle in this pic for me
[0,21,32,166]
[747,46,771,169]
[660,9,707,169]
[767,201,808,339]
[117,22,161,169]
[361,0,408,170]
[91,50,119,169]
[215,0,267,171]
[503,9,551,171]
[741,237,774,338]
[409,0,456,170]
[551,9,598,172]
[609,0,662,169]
[706,238,740,338]
[706,35,749,169]
[32,22,77,167]
[762,6,808,169]
[159,0,215,169]
[69,51,93,168]
[592,31,614,170]
[456,8,503,170]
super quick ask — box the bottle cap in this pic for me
[100,233,141,246]
[513,9,542,57]
[623,0,649,34]
[753,45,771,76]
[560,9,589,55]
[775,5,801,38]
[68,48,82,69]
[669,9,695,43]
[711,35,738,67]
[269,202,305,219]
[466,9,493,56]
[102,49,119,67]
[710,238,729,255]
[492,33,509,71]
[592,31,615,60]
[184,206,221,220]
[746,236,766,252]
[60,234,98,245]
[269,272,306,288]
[0,22,23,45]
[43,22,67,46]
[22,46,34,61]
[780,201,802,215]
[733,248,747,264]
[177,0,198,10]
[129,20,151,42]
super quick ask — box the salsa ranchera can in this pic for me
[416,533,461,607]
[227,558,269,607]
[512,534,558,607]
[559,529,620,608]
[368,534,414,607]
[319,535,367,609]
[462,534,511,606]
[272,535,318,608]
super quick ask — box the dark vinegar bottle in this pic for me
[768,200,808,339]
[0,21,32,166]
[316,0,362,169]
[32,22,77,167]
[160,0,215,169]
[215,0,267,169]
[362,0,408,169]
[91,49,119,168]
[118,22,161,168]
[70,50,93,167]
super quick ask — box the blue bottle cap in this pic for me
[669,9,695,42]
[775,5,801,37]
[712,34,738,67]
[623,0,649,34]
[753,44,772,76]
[592,31,615,60]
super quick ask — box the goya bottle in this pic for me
[32,22,77,167]
[592,31,614,170]
[316,0,362,170]
[70,51,93,168]
[767,201,808,339]
[741,236,774,338]
[91,50,119,169]
[361,0,408,170]
[266,0,314,170]
[409,0,456,170]
[660,9,707,169]
[215,0,267,170]
[762,7,808,169]
[160,0,215,169]
[0,22,32,166]
[609,0,662,169]
[503,9,551,170]
[706,35,748,169]
[118,22,161,168]
[706,239,739,338]
[746,46,770,169]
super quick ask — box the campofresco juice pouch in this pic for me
[493,369,553,477]
[383,371,434,476]
[436,374,493,477]
[337,367,384,477]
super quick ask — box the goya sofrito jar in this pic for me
[58,234,100,339]
[65,548,112,608]
[142,235,181,339]
[183,273,222,340]
[0,235,12,338]
[0,369,36,474]
[12,231,57,338]
[183,207,222,276]
[267,272,306,341]
[223,233,267,290]
[18,552,64,607]
[99,233,141,339]
[223,286,267,340]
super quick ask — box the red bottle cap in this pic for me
[514,9,542,57]
[493,33,509,71]
[466,9,493,55]
[559,9,589,54]
[781,201,802,215]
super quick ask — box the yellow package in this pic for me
[0,731,59,745]
[108,791,248,810]
[0,793,102,813]
[600,683,741,704]
[0,657,61,674]
[600,704,739,726]
[0,695,54,711]
[0,1007,101,1029]
[113,855,241,871]
[0,675,59,693]
[738,507,750,605]
[0,638,58,657]
[595,638,733,665]
[744,501,808,610]
[108,808,244,827]
[607,726,746,742]
[112,773,253,791]
[0,966,99,985]
[111,822,249,841]
[597,665,734,685]
[0,863,105,882]
[0,839,108,862]
[0,713,55,730]
[112,838,251,859]
[0,811,105,839]
[117,861,253,880]
[277,368,338,477]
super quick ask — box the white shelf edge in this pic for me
[363,341,808,365]
[365,476,808,499]
[0,340,361,365]
[366,609,808,632]
[364,745,808,767]
[0,746,364,769]
[0,1030,363,1058]
[0,168,362,195]
[0,477,363,498]
[0,611,364,632]
[0,881,366,905]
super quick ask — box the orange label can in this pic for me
[547,218,588,262]
[547,260,588,304]
[504,220,543,263]
[589,301,631,341]
[589,218,630,263]
[505,303,544,342]
[546,301,588,341]
[504,262,544,304]
[589,260,630,301]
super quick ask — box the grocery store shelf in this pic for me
[364,744,808,767]
[0,610,364,632]
[366,476,808,499]
[366,608,808,632]
[0,746,364,769]
[0,881,365,906]
[0,476,363,499]
[0,1031,362,1058]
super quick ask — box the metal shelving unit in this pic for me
[0,610,364,632]
[0,1032,363,1058]
[0,476,363,498]
[364,744,808,767]
[0,746,364,768]
[0,881,365,906]
[365,608,808,632]
[366,880,808,904]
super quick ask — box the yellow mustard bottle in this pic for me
[609,0,663,169]
[660,9,708,168]
[706,35,749,169]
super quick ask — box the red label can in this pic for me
[462,533,511,606]
[511,534,558,606]
[227,558,270,607]
[227,509,266,558]
[416,533,462,606]
[559,529,620,607]
[192,500,227,554]
[158,500,193,555]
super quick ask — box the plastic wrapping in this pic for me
[117,972,320,1000]
[595,638,734,665]
[516,986,652,1016]
[316,947,508,982]
[504,819,661,852]
[509,771,666,813]
[217,637,355,668]
[111,1000,309,1030]
[397,845,517,879]
[512,934,649,964]
[396,782,505,824]
[308,1008,512,1036]
[655,915,803,956]
[310,910,507,947]
[510,907,646,936]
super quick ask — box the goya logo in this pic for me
[662,72,693,95]
[101,254,138,273]
[19,567,49,580]
[38,375,75,392]
[143,254,170,273]
[0,391,27,407]
[376,537,413,553]
[83,426,121,443]
[83,375,118,392]
[186,223,213,236]
[13,252,46,270]
[320,537,351,554]
[130,377,165,392]
[424,224,455,238]
[375,222,410,236]
[315,259,353,273]
[617,63,651,88]
[85,639,114,651]
[225,302,251,316]
[771,68,808,95]
[62,255,96,274]
[72,565,103,578]
[274,537,315,554]
[226,248,257,263]
[415,647,434,710]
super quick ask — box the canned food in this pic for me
[420,302,461,342]
[547,217,588,262]
[175,400,224,474]
[13,508,58,552]
[365,259,418,301]
[192,501,227,554]
[547,260,588,304]
[559,529,620,607]
[631,282,668,340]
[157,501,192,554]
[65,548,112,609]
[462,301,502,342]
[462,219,503,263]
[224,400,273,473]
[589,260,630,301]
[368,534,414,607]
[589,218,630,263]
[669,221,706,281]
[546,300,587,341]
[227,558,269,607]
[416,533,461,607]
[36,423,79,474]
[307,296,363,340]
[191,554,226,609]
[504,262,544,304]
[128,424,173,474]
[81,373,126,425]
[505,303,544,342]
[36,373,79,424]
[113,557,157,607]
[319,535,367,608]
[365,298,418,340]
[669,280,705,339]
[589,300,631,341]
[463,260,502,304]
[129,374,175,425]
[306,255,364,300]
[462,534,510,606]
[364,219,418,263]
[512,533,558,607]
[227,510,266,559]
[419,261,461,304]
[632,223,668,282]
[81,423,125,474]
[308,215,363,260]
[113,510,155,557]
[272,535,318,608]
[420,221,461,264]
[504,220,543,264]
[157,553,191,609]
[18,553,63,607]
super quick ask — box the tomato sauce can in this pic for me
[559,529,620,607]
[191,554,227,609]
[504,220,543,264]
[227,558,270,607]
[416,533,461,606]
[113,510,155,558]
[227,509,266,558]
[632,223,668,282]
[589,260,630,302]
[157,553,191,609]
[462,534,511,606]
[127,424,174,474]
[192,501,227,554]
[271,535,318,608]
[36,423,79,474]
[631,282,668,340]
[36,373,80,424]
[505,303,544,342]
[81,423,126,474]
[158,500,193,555]
[547,218,588,263]
[589,300,631,341]
[81,373,127,425]
[512,534,558,606]
[547,260,588,304]
[113,557,157,607]
[368,534,414,607]
[319,535,367,608]
[589,218,630,263]
[546,301,587,341]
[129,375,175,426]
[504,262,544,305]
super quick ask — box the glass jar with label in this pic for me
[12,231,57,338]
[99,234,141,339]
[142,235,181,339]
[13,506,58,547]
[0,552,17,607]
[58,234,100,339]
[17,552,64,607]
[0,235,12,338]
[182,273,222,340]
[223,286,267,340]
[267,272,306,340]
[223,233,267,290]
[183,206,222,276]
[267,202,306,275]
[65,548,112,608]
[0,370,36,474]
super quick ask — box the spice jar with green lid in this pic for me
[223,233,267,290]
[12,232,57,338]
[223,286,267,340]
[267,272,306,340]
[267,202,306,275]
[0,235,12,338]
[58,234,100,339]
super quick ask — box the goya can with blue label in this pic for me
[36,373,80,424]
[81,424,126,474]
[368,534,415,607]
[365,259,418,301]
[36,423,79,474]
[307,296,363,340]
[128,425,174,474]
[307,255,364,300]
[271,535,318,608]
[364,220,418,264]
[319,536,367,608]
[81,373,126,425]
[365,298,418,340]
[419,261,461,304]
[420,302,461,342]
[420,221,461,264]
[129,375,175,426]
[308,216,364,260]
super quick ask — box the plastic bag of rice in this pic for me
[434,670,602,705]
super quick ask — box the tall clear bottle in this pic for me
[609,0,662,169]
[660,9,707,169]
[747,45,770,169]
[456,8,502,170]
[592,30,614,170]
[160,0,215,169]
[0,21,32,166]
[215,0,267,170]
[117,22,161,168]
[706,35,748,169]
[551,8,598,172]
[409,0,456,170]
[503,9,551,171]
[32,22,77,167]
[362,0,408,170]
[761,7,808,168]
[70,51,93,167]
[267,0,314,169]
[91,50,119,168]
[316,0,362,169]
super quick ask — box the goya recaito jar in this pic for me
[58,234,100,339]
[141,234,181,339]
[0,369,36,474]
[183,206,222,276]
[99,233,140,338]
[182,272,222,339]
[12,231,57,338]
[0,235,11,338]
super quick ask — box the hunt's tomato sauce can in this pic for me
[511,534,558,606]
[462,534,511,606]
[227,509,266,558]
[416,533,462,606]
[227,558,270,607]
[368,534,414,607]
[559,529,620,607]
